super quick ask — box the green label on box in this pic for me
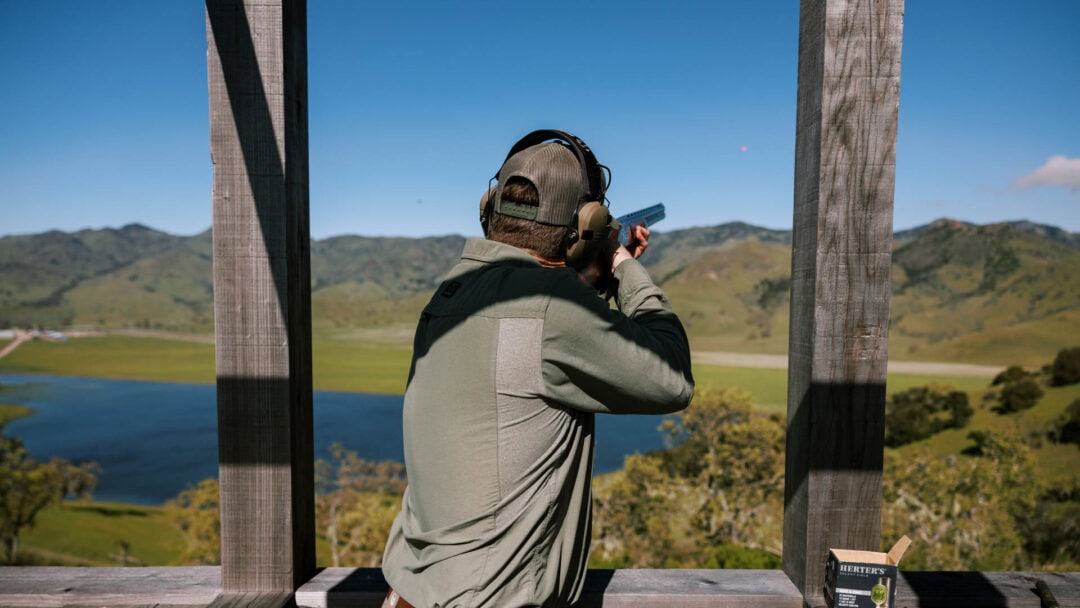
[871,584,887,604]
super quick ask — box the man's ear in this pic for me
[479,186,497,236]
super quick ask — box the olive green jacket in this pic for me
[382,238,694,607]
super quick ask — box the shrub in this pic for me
[947,390,975,428]
[884,432,1035,570]
[996,378,1044,414]
[1051,347,1080,386]
[992,365,1030,386]
[1053,399,1080,445]
[1018,482,1080,567]
[885,386,972,447]
[591,388,786,568]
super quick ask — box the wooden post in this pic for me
[783,0,903,605]
[207,0,314,592]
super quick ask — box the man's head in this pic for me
[486,176,570,261]
[485,136,612,265]
[486,141,585,261]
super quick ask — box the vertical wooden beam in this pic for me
[207,0,314,592]
[783,0,903,605]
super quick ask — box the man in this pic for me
[381,131,694,607]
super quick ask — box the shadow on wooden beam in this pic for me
[206,0,292,309]
[784,380,887,598]
[297,568,804,607]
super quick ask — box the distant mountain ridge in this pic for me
[1,219,1076,366]
[893,218,1080,250]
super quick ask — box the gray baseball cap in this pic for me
[494,142,586,227]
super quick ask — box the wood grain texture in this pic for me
[294,568,803,608]
[207,0,314,593]
[0,566,220,607]
[207,591,294,608]
[897,571,1080,608]
[784,0,904,605]
[1,568,1076,607]
[292,569,1080,608]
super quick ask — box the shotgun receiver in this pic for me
[615,203,665,245]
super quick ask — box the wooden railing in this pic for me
[2,566,1079,607]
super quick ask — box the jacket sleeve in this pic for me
[540,258,695,415]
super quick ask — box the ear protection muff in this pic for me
[566,201,619,265]
[498,130,607,202]
[485,130,616,264]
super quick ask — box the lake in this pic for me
[0,374,673,505]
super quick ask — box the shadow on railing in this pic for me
[2,566,1078,607]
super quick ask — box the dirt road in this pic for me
[108,329,215,344]
[692,351,1003,378]
[0,329,1004,378]
[0,330,31,360]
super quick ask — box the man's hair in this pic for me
[488,177,569,261]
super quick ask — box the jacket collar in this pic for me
[461,238,546,266]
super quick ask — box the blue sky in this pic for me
[1,1,1077,239]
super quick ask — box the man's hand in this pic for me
[611,224,649,272]
[623,225,650,261]
[574,225,651,291]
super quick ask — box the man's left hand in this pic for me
[625,225,649,260]
[608,224,648,275]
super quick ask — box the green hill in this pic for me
[887,220,1080,365]
[1,219,1076,366]
[65,235,215,332]
[660,238,792,353]
[656,219,1079,365]
[0,224,190,327]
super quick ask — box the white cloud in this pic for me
[1013,155,1080,193]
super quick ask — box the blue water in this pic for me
[0,374,671,505]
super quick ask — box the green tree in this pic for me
[1052,398,1080,445]
[882,431,1035,570]
[995,378,1044,414]
[315,443,405,567]
[659,388,785,555]
[591,453,694,567]
[1018,480,1080,568]
[885,386,972,447]
[1050,347,1080,387]
[947,391,974,428]
[591,388,785,567]
[165,479,220,565]
[0,434,99,563]
[992,365,1031,386]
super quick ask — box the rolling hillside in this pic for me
[888,220,1080,364]
[1,219,1076,365]
[0,225,195,328]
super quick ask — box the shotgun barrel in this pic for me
[615,203,665,245]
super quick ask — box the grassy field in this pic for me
[0,403,34,425]
[0,336,215,385]
[18,499,382,567]
[0,335,414,395]
[1,334,992,405]
[19,501,186,566]
[890,309,1079,368]
[684,365,988,414]
[895,381,1080,484]
[313,337,413,395]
